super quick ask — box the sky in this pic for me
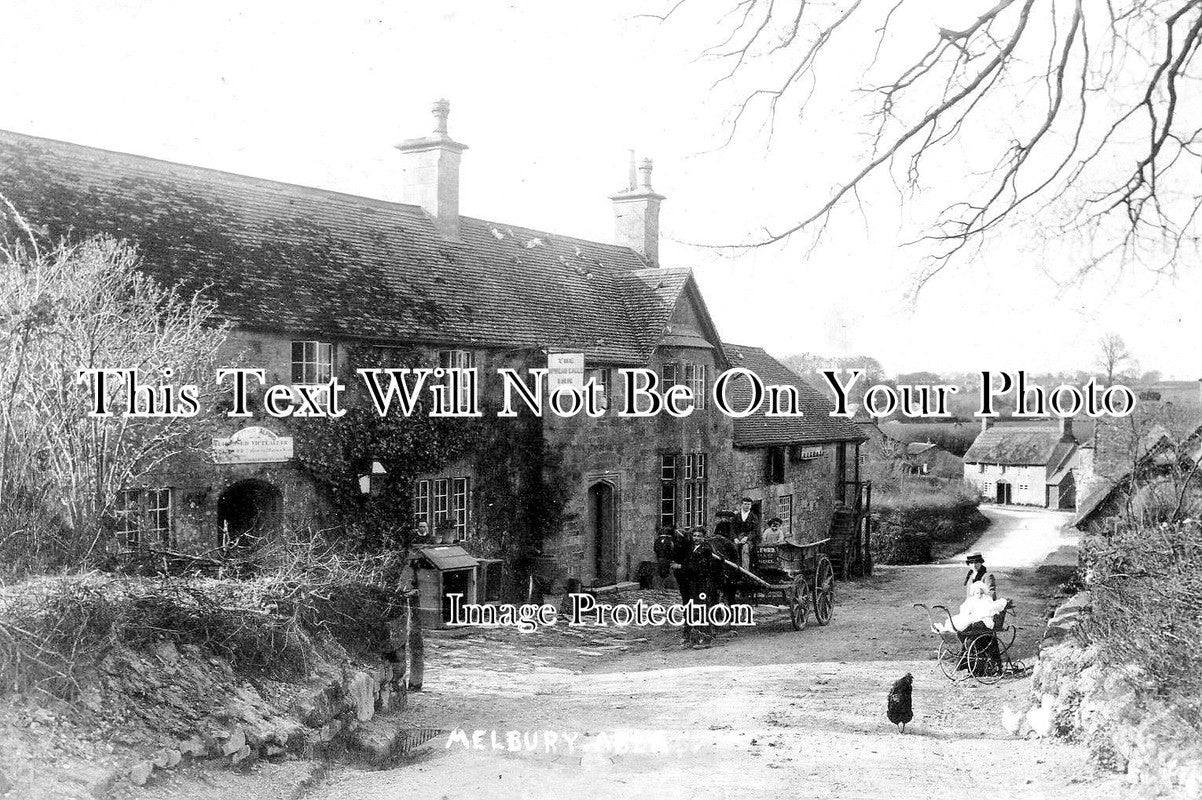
[0,0,1197,378]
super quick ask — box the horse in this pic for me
[653,526,698,605]
[654,523,742,645]
[654,526,709,644]
[691,523,740,609]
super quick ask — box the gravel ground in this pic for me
[142,506,1130,800]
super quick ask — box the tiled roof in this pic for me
[0,129,685,363]
[1071,479,1122,528]
[722,344,866,447]
[906,442,938,456]
[615,267,692,355]
[963,426,1073,466]
[1073,421,1202,528]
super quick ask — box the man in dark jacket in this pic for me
[732,497,760,570]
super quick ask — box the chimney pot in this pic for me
[639,158,654,190]
[432,99,451,136]
[610,152,666,267]
[397,99,468,240]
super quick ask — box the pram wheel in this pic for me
[938,641,967,681]
[966,636,1004,685]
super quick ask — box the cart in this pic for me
[710,538,836,630]
[913,602,1028,685]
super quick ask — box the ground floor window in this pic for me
[778,494,793,538]
[114,487,173,549]
[414,475,472,538]
[659,455,677,529]
[660,452,708,529]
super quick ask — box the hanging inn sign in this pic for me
[211,426,294,465]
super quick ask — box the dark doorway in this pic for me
[1058,474,1076,510]
[217,479,282,550]
[441,568,473,622]
[995,481,1012,505]
[589,481,617,586]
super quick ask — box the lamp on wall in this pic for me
[358,461,387,495]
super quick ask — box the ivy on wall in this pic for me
[283,345,568,596]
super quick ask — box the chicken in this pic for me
[1001,705,1028,736]
[1026,694,1056,738]
[886,673,914,733]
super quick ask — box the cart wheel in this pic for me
[938,641,967,682]
[966,636,1004,685]
[812,555,835,626]
[789,575,808,631]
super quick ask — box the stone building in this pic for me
[0,102,857,589]
[720,345,868,569]
[1073,423,1202,532]
[962,419,1078,509]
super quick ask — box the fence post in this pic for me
[406,588,424,692]
[863,482,873,576]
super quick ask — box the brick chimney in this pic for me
[980,417,994,434]
[397,99,468,240]
[1059,415,1075,442]
[610,151,665,266]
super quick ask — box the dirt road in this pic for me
[290,506,1120,800]
[148,506,1124,800]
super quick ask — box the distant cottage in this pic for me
[904,442,963,478]
[962,419,1078,509]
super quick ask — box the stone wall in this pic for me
[728,443,845,544]
[542,344,736,586]
[1034,593,1202,797]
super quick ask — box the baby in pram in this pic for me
[932,581,1011,673]
[934,581,1010,632]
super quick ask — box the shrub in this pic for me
[1082,520,1202,731]
[0,530,408,697]
[871,480,989,565]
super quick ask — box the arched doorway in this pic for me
[588,481,617,586]
[217,479,282,550]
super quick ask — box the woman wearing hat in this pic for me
[964,552,997,600]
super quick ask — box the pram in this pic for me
[913,601,1027,685]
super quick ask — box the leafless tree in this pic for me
[1097,332,1134,386]
[650,0,1202,290]
[0,209,229,566]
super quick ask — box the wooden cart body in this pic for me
[711,537,836,630]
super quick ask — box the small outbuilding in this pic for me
[410,545,480,628]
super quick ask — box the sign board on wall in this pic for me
[212,426,294,465]
[547,353,585,393]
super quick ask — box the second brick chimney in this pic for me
[397,99,468,240]
[1059,415,1075,442]
[610,151,665,266]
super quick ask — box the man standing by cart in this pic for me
[732,497,760,571]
